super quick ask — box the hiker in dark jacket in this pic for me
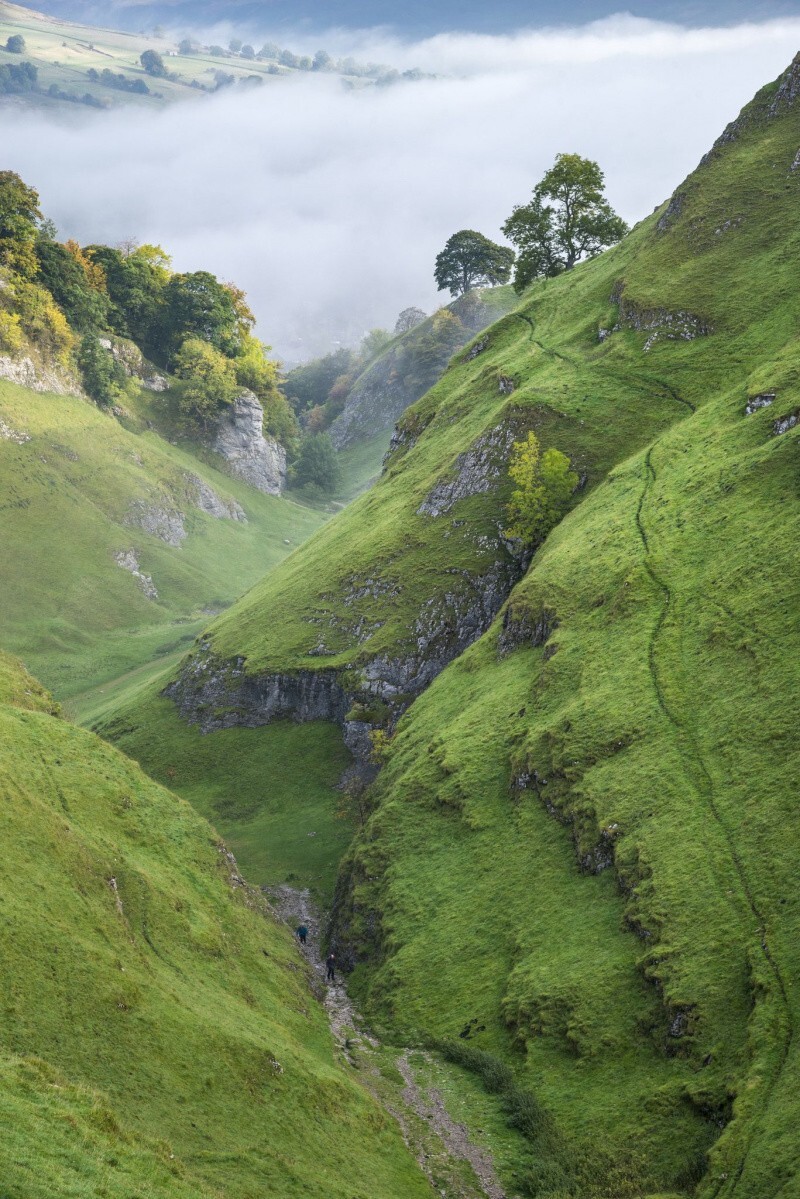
[325,952,336,982]
[296,924,308,945]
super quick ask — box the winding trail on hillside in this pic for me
[635,444,793,1198]
[510,312,697,420]
[265,884,509,1199]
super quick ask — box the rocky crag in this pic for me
[329,288,515,451]
[214,389,287,495]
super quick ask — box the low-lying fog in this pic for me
[5,15,798,361]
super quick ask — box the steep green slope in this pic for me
[335,60,800,1198]
[0,380,324,701]
[0,651,429,1197]
[107,56,800,1197]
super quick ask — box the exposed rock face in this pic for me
[745,393,776,415]
[382,413,433,473]
[656,191,684,233]
[0,355,81,396]
[603,289,711,353]
[383,424,417,467]
[330,350,414,451]
[498,603,558,655]
[466,336,489,360]
[0,418,30,444]
[769,52,800,116]
[184,473,246,522]
[418,424,515,517]
[358,561,522,699]
[98,336,167,391]
[214,390,286,496]
[791,149,800,174]
[773,410,799,436]
[114,550,158,600]
[166,555,525,764]
[164,643,350,733]
[619,299,711,351]
[124,499,187,546]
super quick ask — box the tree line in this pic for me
[434,153,627,296]
[0,172,293,442]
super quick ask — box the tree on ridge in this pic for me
[434,229,514,297]
[503,153,628,292]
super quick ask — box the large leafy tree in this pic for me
[159,271,243,362]
[503,153,628,292]
[84,243,169,356]
[434,229,514,297]
[140,49,167,77]
[294,432,341,494]
[173,337,239,431]
[36,237,109,331]
[0,171,41,279]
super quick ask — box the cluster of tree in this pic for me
[394,307,472,393]
[0,60,37,93]
[0,171,295,437]
[283,328,392,436]
[435,154,628,296]
[86,67,150,94]
[0,58,105,106]
[4,34,25,53]
[291,432,341,496]
[46,82,105,107]
[175,35,422,84]
[0,175,76,365]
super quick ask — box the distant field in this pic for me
[0,0,364,109]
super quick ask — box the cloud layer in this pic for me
[3,15,798,360]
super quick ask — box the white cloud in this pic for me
[2,15,798,360]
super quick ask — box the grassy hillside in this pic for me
[0,650,430,1197]
[106,56,800,1197]
[0,380,325,702]
[0,0,399,111]
[332,61,800,1198]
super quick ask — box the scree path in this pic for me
[264,884,511,1199]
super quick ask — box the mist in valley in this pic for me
[5,13,799,362]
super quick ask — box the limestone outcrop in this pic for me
[214,391,286,495]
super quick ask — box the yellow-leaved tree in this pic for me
[504,430,578,546]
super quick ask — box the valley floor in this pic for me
[266,883,522,1199]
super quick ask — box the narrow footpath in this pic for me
[265,884,510,1199]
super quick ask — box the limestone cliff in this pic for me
[214,390,286,495]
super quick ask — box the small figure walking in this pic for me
[325,952,336,982]
[296,924,308,946]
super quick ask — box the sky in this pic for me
[3,12,799,360]
[21,0,800,37]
